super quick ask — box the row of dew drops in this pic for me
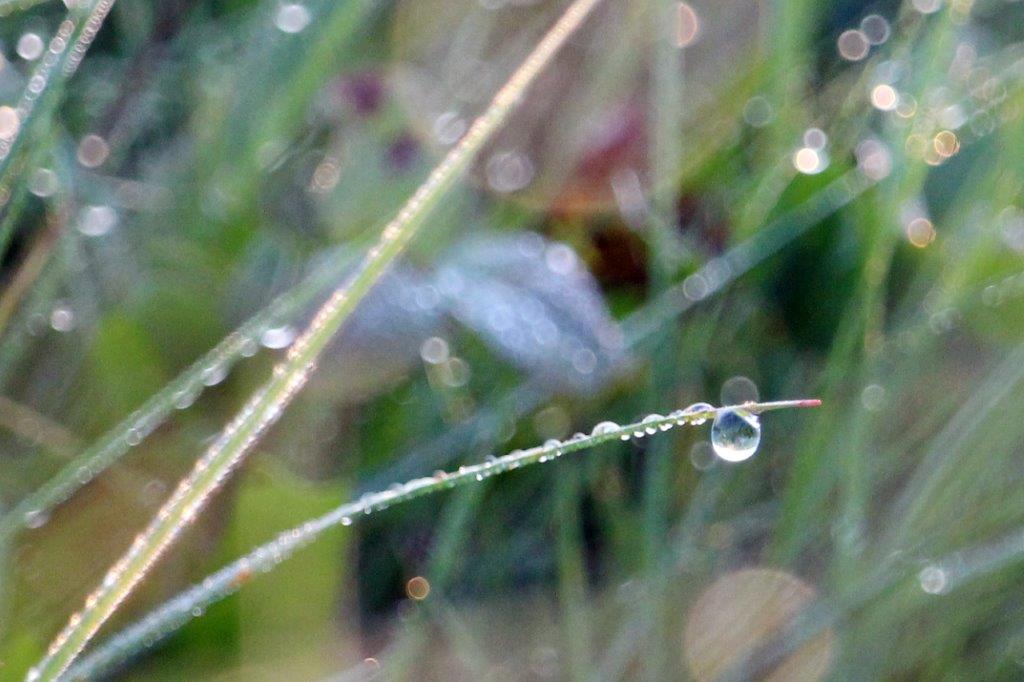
[15,323,300,532]
[56,399,767,678]
[338,400,762,527]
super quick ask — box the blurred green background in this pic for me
[3,0,1024,679]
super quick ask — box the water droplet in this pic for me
[860,14,890,45]
[420,336,449,364]
[174,386,201,409]
[78,205,117,236]
[545,244,577,276]
[674,2,700,47]
[0,106,21,140]
[860,384,886,412]
[275,3,311,33]
[126,428,143,446]
[911,0,942,14]
[49,303,75,332]
[485,150,534,193]
[433,111,466,145]
[642,414,663,435]
[802,128,827,150]
[918,565,947,594]
[721,376,759,406]
[837,29,869,62]
[76,133,109,168]
[681,402,714,425]
[17,33,44,61]
[260,325,296,349]
[24,509,49,529]
[440,357,470,387]
[710,408,761,462]
[201,363,228,387]
[793,147,828,175]
[743,96,773,127]
[591,421,619,437]
[28,168,58,197]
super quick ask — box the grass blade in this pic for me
[67,399,819,680]
[0,0,117,255]
[0,247,355,544]
[29,0,608,677]
[0,97,866,545]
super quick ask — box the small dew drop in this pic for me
[275,3,311,33]
[76,134,110,168]
[642,414,664,435]
[29,168,58,197]
[260,325,296,349]
[174,386,201,410]
[591,421,619,437]
[0,106,20,140]
[911,0,943,14]
[837,29,869,62]
[720,376,760,405]
[419,336,449,364]
[440,357,470,388]
[681,402,714,426]
[485,150,534,193]
[17,33,45,61]
[742,96,773,127]
[545,243,577,276]
[861,384,887,412]
[905,217,936,248]
[860,15,890,45]
[240,337,259,357]
[710,408,761,463]
[918,565,947,594]
[78,205,117,236]
[870,84,898,111]
[433,111,466,146]
[24,509,49,529]
[201,363,228,387]
[406,576,431,600]
[49,303,75,332]
[802,128,828,150]
[674,2,700,48]
[793,147,828,175]
[855,138,893,180]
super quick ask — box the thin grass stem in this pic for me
[0,0,118,256]
[29,1,607,677]
[67,399,819,680]
[0,247,356,544]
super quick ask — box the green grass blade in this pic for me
[28,1,608,677]
[0,247,355,544]
[66,400,818,680]
[0,0,118,256]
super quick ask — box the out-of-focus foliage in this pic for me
[2,0,1024,679]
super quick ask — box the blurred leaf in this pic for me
[435,232,628,393]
